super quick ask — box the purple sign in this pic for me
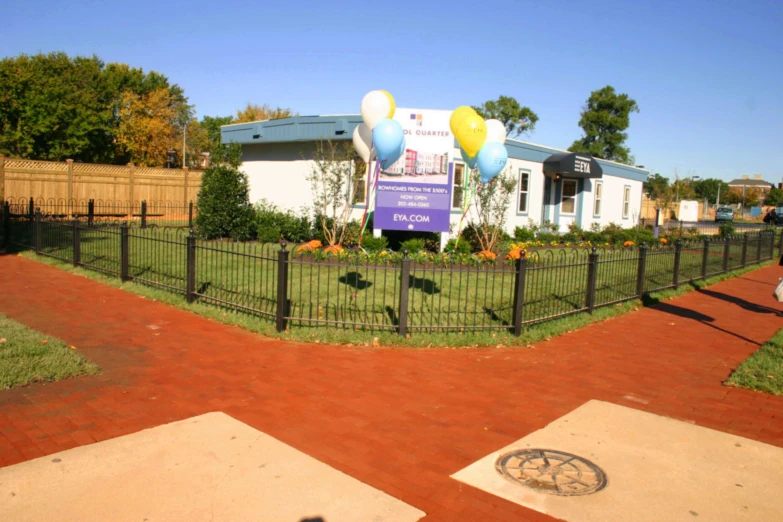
[374,163,453,232]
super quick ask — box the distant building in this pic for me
[727,175,774,192]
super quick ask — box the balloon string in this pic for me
[358,158,382,247]
[454,169,480,252]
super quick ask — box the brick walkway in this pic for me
[1,253,782,521]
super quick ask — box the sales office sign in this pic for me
[373,108,454,233]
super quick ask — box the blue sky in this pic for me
[2,0,782,182]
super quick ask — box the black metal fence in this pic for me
[2,197,194,227]
[639,218,774,236]
[2,209,779,337]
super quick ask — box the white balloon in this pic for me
[360,90,391,130]
[485,119,507,145]
[352,123,375,163]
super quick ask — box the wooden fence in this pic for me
[0,155,202,206]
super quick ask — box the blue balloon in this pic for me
[476,141,508,183]
[382,139,405,169]
[460,147,477,169]
[373,119,404,164]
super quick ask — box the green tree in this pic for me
[0,53,109,161]
[195,146,256,240]
[692,178,730,204]
[569,86,639,165]
[200,115,234,149]
[472,95,539,137]
[643,173,669,200]
[765,187,783,207]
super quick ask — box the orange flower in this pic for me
[506,248,522,260]
[660,238,668,244]
[477,250,496,261]
[323,245,344,255]
[623,240,635,247]
[296,239,323,253]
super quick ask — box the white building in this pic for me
[221,111,648,238]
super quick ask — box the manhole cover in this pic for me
[495,449,607,496]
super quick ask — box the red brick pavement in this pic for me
[1,253,782,521]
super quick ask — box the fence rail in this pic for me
[2,208,779,338]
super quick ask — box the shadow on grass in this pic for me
[339,271,372,290]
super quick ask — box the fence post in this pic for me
[34,209,41,254]
[756,232,762,263]
[2,201,9,250]
[72,219,81,267]
[188,201,194,229]
[0,155,5,203]
[778,231,783,258]
[276,242,289,332]
[398,250,411,337]
[585,247,599,313]
[66,159,74,203]
[723,237,731,272]
[141,200,147,229]
[741,233,749,267]
[186,230,196,303]
[512,253,528,335]
[673,240,682,288]
[701,237,710,279]
[635,242,648,297]
[88,199,95,227]
[28,197,34,219]
[120,221,129,282]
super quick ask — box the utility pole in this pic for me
[741,184,746,219]
[183,124,187,169]
[716,184,721,206]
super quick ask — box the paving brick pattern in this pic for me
[1,253,782,521]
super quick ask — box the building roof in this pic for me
[727,178,773,188]
[221,114,649,182]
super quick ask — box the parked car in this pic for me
[715,207,734,222]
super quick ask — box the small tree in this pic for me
[467,168,516,252]
[306,140,361,246]
[765,187,783,207]
[194,143,255,240]
[472,95,539,137]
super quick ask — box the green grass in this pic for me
[725,328,783,395]
[0,313,100,389]
[10,242,775,348]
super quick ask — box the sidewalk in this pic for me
[1,253,782,521]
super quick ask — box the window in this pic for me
[452,163,465,209]
[561,179,577,214]
[518,170,530,213]
[593,181,602,217]
[623,186,631,219]
[352,157,367,205]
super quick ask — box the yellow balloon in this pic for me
[450,106,476,135]
[454,113,487,158]
[380,90,396,119]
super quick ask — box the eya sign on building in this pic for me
[373,109,453,233]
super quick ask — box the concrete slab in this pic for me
[452,400,783,522]
[0,412,424,522]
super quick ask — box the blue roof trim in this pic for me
[222,115,648,182]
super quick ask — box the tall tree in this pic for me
[472,95,539,137]
[764,187,783,207]
[115,88,177,166]
[200,115,234,148]
[569,86,639,165]
[234,103,296,123]
[692,178,730,203]
[643,173,669,200]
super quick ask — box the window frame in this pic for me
[451,161,466,211]
[560,178,577,215]
[517,168,530,215]
[593,181,603,218]
[351,157,368,207]
[622,184,631,220]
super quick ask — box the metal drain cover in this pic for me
[495,449,607,496]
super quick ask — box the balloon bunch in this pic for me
[450,106,509,251]
[353,90,404,245]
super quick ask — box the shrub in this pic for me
[719,223,736,237]
[514,226,536,242]
[195,164,256,240]
[445,237,472,254]
[537,232,560,244]
[400,238,426,253]
[384,229,439,252]
[360,234,388,252]
[562,232,578,243]
[255,200,312,244]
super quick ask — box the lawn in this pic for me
[0,313,100,389]
[726,327,783,396]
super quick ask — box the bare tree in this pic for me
[467,168,516,252]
